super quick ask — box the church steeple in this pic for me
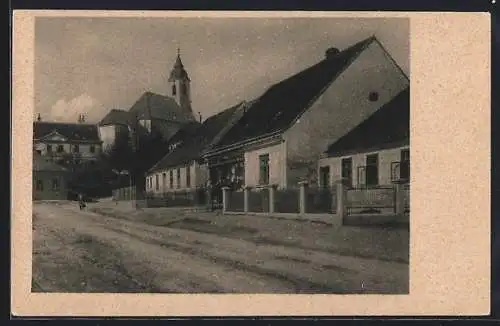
[168,48,192,114]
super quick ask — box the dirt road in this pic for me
[32,202,409,294]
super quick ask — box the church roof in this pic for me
[148,102,243,173]
[128,91,196,123]
[168,53,190,82]
[33,152,68,172]
[324,86,410,157]
[98,109,132,126]
[33,121,101,142]
[212,36,377,150]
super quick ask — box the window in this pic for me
[155,174,159,191]
[172,84,177,96]
[162,173,167,191]
[181,83,187,95]
[365,154,379,187]
[90,145,95,153]
[259,154,270,185]
[36,179,44,191]
[341,157,353,187]
[169,170,174,189]
[400,149,410,181]
[52,178,60,191]
[186,165,191,188]
[47,145,52,153]
[57,145,64,153]
[176,168,181,188]
[368,91,379,102]
[73,144,79,153]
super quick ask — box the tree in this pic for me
[107,129,134,173]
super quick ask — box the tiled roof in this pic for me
[33,152,67,172]
[34,121,101,142]
[148,102,243,173]
[324,86,410,157]
[98,109,131,126]
[129,91,195,122]
[213,36,376,149]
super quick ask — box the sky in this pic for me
[35,16,409,123]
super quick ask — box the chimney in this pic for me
[198,112,202,123]
[325,47,340,59]
[36,113,41,122]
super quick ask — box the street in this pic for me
[32,202,409,294]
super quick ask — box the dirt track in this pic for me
[32,201,409,294]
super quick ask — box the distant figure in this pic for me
[78,193,86,210]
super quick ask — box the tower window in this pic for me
[172,84,177,96]
[368,91,379,102]
[181,83,187,95]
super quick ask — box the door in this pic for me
[319,166,330,188]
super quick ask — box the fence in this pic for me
[222,181,409,221]
[112,186,136,201]
[345,186,396,215]
[144,188,207,208]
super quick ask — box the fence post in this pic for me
[243,186,250,213]
[298,181,308,215]
[336,182,345,219]
[395,183,405,216]
[222,186,230,214]
[268,184,277,214]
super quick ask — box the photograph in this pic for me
[31,15,411,294]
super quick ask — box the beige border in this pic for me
[12,11,491,316]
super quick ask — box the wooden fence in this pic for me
[222,181,409,219]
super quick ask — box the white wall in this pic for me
[244,142,286,188]
[146,161,208,194]
[34,141,101,160]
[284,41,409,185]
[98,125,116,152]
[318,146,409,187]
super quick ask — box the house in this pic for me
[318,86,410,188]
[33,151,69,200]
[33,118,103,164]
[203,35,409,190]
[98,50,197,152]
[146,101,246,195]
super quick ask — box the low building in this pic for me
[146,101,245,195]
[33,120,103,164]
[203,35,409,190]
[318,86,410,188]
[33,152,69,200]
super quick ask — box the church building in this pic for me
[98,49,198,152]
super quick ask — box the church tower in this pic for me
[168,48,192,114]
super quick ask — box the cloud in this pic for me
[50,94,105,123]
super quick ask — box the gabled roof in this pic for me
[324,86,410,157]
[128,91,196,123]
[33,152,67,172]
[98,109,131,126]
[213,36,377,150]
[34,121,101,142]
[148,102,243,173]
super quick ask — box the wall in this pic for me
[34,141,102,160]
[284,41,409,186]
[146,161,208,194]
[98,125,116,151]
[318,146,409,187]
[244,142,286,189]
[33,171,68,200]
